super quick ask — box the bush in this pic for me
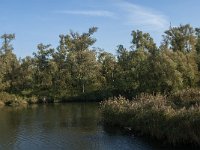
[100,91,200,146]
[25,96,39,104]
[170,88,200,108]
[0,92,27,107]
[0,101,4,107]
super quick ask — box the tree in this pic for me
[67,50,100,94]
[162,24,196,52]
[65,27,98,52]
[194,28,200,73]
[0,34,20,93]
[195,28,200,53]
[51,35,71,98]
[98,50,116,93]
[16,56,35,96]
[131,30,157,53]
[0,34,15,54]
[61,27,100,94]
[33,44,56,98]
[116,45,133,95]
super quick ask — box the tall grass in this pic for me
[100,89,200,146]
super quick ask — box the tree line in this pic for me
[1,24,200,102]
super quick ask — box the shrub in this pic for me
[26,96,39,104]
[0,92,27,107]
[170,88,200,108]
[100,91,200,146]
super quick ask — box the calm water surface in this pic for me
[0,103,195,150]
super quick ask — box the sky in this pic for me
[0,0,200,58]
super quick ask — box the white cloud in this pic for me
[55,10,115,18]
[53,1,169,31]
[116,1,169,30]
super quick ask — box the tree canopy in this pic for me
[1,24,200,101]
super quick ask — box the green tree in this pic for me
[195,28,200,53]
[116,45,133,95]
[67,50,100,94]
[51,35,71,98]
[98,50,116,93]
[16,56,35,96]
[33,44,56,98]
[163,24,196,52]
[62,27,100,94]
[0,34,20,93]
[131,30,157,53]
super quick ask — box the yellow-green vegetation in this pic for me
[0,101,4,107]
[100,89,200,146]
[0,92,27,107]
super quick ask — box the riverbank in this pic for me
[100,88,200,146]
[0,90,108,107]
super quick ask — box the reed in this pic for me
[100,90,200,146]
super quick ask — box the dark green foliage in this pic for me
[33,44,55,98]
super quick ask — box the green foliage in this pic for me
[131,30,157,52]
[0,24,200,105]
[0,34,20,93]
[16,56,34,96]
[2,25,200,146]
[163,24,196,52]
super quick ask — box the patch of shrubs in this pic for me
[100,89,200,146]
[0,92,28,107]
[169,88,200,108]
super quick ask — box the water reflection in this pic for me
[0,103,197,150]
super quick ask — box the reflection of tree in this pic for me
[0,107,23,149]
[59,103,100,132]
[0,103,100,149]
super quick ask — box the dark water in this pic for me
[0,103,195,150]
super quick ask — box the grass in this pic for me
[100,89,200,146]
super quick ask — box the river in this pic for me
[0,103,194,150]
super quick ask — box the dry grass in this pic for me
[100,89,200,146]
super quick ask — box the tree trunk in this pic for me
[82,83,85,93]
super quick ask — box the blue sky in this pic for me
[0,0,200,57]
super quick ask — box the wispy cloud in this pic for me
[116,1,169,30]
[55,10,115,18]
[53,0,169,31]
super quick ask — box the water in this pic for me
[0,103,195,150]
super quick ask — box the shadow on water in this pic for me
[103,125,199,150]
[0,103,198,150]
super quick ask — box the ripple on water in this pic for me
[0,103,196,150]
